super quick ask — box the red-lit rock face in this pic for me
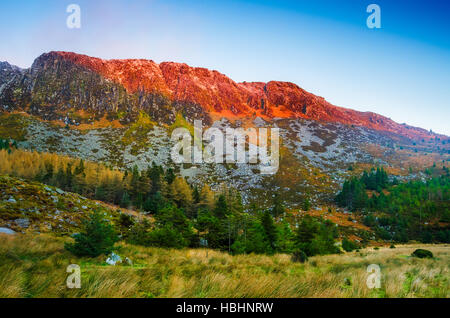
[48,51,435,140]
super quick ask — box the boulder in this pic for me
[106,252,122,265]
[7,197,17,203]
[14,218,30,228]
[0,227,16,235]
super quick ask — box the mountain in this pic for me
[0,52,448,208]
[0,61,24,99]
[0,51,445,141]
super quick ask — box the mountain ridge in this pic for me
[0,51,447,142]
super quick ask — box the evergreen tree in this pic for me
[74,159,85,176]
[165,167,176,185]
[120,191,131,208]
[197,208,224,249]
[117,213,135,239]
[294,216,339,256]
[302,197,311,211]
[271,193,285,217]
[148,163,163,194]
[193,186,200,204]
[151,205,195,247]
[65,210,118,257]
[214,195,229,219]
[261,210,277,252]
[232,221,271,254]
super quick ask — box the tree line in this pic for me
[335,167,450,243]
[2,148,345,258]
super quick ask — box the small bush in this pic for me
[389,244,395,249]
[342,237,359,252]
[127,219,152,246]
[117,213,135,239]
[411,249,433,259]
[291,250,308,263]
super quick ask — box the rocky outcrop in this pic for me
[0,51,446,141]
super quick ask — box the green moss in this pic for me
[0,113,30,141]
[121,112,156,155]
[168,112,194,136]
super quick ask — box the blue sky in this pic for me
[1,0,449,135]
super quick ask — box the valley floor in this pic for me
[0,234,448,298]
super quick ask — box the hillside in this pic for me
[0,174,140,235]
[0,52,448,243]
[1,52,449,209]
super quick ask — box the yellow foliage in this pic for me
[0,149,124,193]
[200,184,215,210]
[169,176,193,209]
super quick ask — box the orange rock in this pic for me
[48,51,441,141]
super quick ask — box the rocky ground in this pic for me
[2,111,447,208]
[0,175,137,235]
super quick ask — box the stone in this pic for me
[106,252,122,265]
[0,227,16,235]
[14,218,30,228]
[7,197,17,203]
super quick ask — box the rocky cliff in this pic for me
[0,51,445,141]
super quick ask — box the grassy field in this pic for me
[0,234,448,298]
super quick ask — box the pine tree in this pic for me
[121,191,131,208]
[148,163,163,194]
[165,167,176,185]
[302,197,311,211]
[193,186,200,204]
[261,210,277,252]
[65,210,118,257]
[74,159,85,176]
[271,193,285,217]
[214,195,228,219]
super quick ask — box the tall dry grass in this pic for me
[0,234,448,298]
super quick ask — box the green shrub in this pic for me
[65,210,118,257]
[127,219,152,246]
[294,216,340,257]
[117,213,135,239]
[291,250,308,263]
[342,237,359,252]
[148,225,188,248]
[411,249,433,259]
[389,244,395,249]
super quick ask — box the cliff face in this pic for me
[0,51,443,140]
[0,62,24,104]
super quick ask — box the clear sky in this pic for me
[1,0,449,135]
